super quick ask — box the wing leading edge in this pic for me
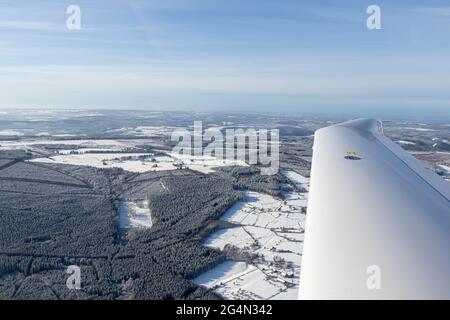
[299,119,450,299]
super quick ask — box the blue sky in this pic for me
[1,0,450,118]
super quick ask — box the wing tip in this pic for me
[316,118,383,136]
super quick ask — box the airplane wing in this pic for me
[299,119,450,299]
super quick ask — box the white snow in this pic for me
[281,169,310,192]
[193,261,256,289]
[107,126,178,137]
[52,134,81,137]
[195,262,298,300]
[169,152,248,174]
[396,140,416,146]
[204,227,255,250]
[18,138,248,174]
[404,127,435,132]
[195,170,309,300]
[437,165,450,177]
[57,148,125,155]
[119,200,153,229]
[0,139,136,149]
[29,150,246,174]
[0,129,24,136]
[32,153,179,173]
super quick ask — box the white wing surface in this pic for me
[299,119,450,299]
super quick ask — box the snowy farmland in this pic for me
[0,139,145,149]
[396,140,416,146]
[1,132,310,299]
[23,139,248,174]
[281,169,310,192]
[169,152,248,174]
[30,152,177,173]
[194,171,309,300]
[119,200,153,229]
[106,126,179,137]
[30,151,247,174]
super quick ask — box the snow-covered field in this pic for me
[3,135,311,299]
[396,140,416,146]
[57,148,124,154]
[21,138,248,174]
[119,200,153,229]
[437,165,450,182]
[194,261,299,300]
[30,153,177,173]
[194,171,309,300]
[193,261,256,289]
[169,152,248,174]
[107,126,178,137]
[404,127,435,132]
[281,169,310,192]
[437,164,450,174]
[0,139,149,150]
[0,129,25,136]
[30,151,247,174]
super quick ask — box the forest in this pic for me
[0,149,285,299]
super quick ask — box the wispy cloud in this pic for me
[1,60,450,98]
[413,6,450,17]
[1,0,450,113]
[0,20,63,31]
